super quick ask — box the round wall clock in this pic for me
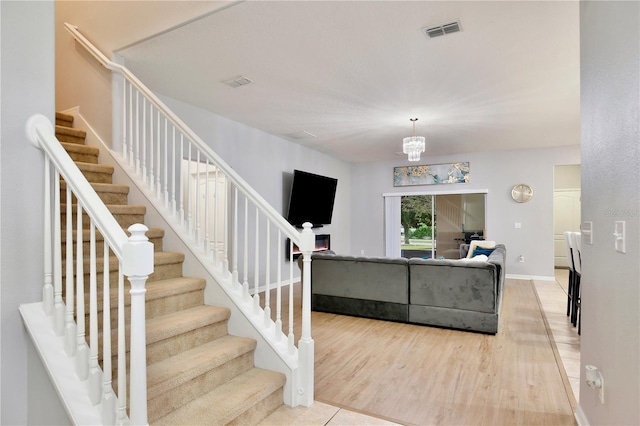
[511,184,533,203]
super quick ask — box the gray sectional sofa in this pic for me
[310,244,506,334]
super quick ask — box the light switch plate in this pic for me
[614,221,625,253]
[582,221,593,245]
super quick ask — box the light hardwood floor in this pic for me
[261,275,579,425]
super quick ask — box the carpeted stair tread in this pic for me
[55,112,74,127]
[70,161,114,183]
[61,203,146,215]
[60,181,130,205]
[63,251,185,275]
[152,368,285,426]
[60,181,129,195]
[145,305,231,346]
[61,227,164,253]
[90,276,206,311]
[61,142,99,163]
[73,161,114,173]
[55,125,87,144]
[147,335,257,398]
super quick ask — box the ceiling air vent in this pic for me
[422,20,462,39]
[223,75,253,88]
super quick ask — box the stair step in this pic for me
[83,276,206,332]
[69,161,114,184]
[62,251,186,285]
[55,112,74,127]
[146,305,232,364]
[60,203,146,229]
[60,181,130,206]
[56,125,87,144]
[152,368,285,426]
[61,142,99,164]
[147,335,257,422]
[61,227,164,255]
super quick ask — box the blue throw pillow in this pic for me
[472,247,495,257]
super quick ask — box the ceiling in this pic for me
[114,0,580,163]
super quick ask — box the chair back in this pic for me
[563,231,575,272]
[571,232,582,274]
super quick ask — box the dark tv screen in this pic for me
[287,170,337,227]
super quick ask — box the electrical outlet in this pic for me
[614,221,625,253]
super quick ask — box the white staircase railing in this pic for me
[26,115,154,425]
[64,23,316,407]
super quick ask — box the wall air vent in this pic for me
[422,20,462,39]
[223,75,253,88]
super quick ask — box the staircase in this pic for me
[55,111,285,425]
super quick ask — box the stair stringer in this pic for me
[64,108,302,407]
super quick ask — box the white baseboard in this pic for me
[575,404,589,425]
[506,274,556,281]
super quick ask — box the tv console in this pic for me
[287,234,330,260]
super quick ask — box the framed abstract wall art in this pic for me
[393,162,470,187]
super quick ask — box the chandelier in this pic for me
[402,118,426,162]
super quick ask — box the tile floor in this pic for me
[534,269,581,401]
[260,271,581,425]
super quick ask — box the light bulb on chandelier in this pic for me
[402,118,426,162]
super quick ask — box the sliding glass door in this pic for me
[397,192,486,259]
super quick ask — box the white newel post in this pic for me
[297,222,315,407]
[123,224,154,426]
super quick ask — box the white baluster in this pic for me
[275,231,282,341]
[264,221,271,327]
[76,203,88,380]
[187,143,192,235]
[43,158,53,315]
[222,175,229,273]
[204,158,210,256]
[179,135,185,226]
[163,119,169,208]
[155,111,161,200]
[135,91,140,175]
[116,270,128,425]
[253,209,260,313]
[122,80,128,161]
[101,240,116,425]
[288,239,295,354]
[128,84,134,167]
[171,127,177,216]
[195,152,201,242]
[232,187,239,285]
[149,105,155,193]
[242,197,250,300]
[123,224,153,426]
[213,167,219,266]
[88,222,102,404]
[53,170,64,335]
[141,97,147,182]
[64,190,76,356]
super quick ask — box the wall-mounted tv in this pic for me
[286,169,338,228]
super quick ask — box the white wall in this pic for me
[579,2,640,424]
[55,1,232,154]
[158,94,352,273]
[0,1,67,424]
[351,146,580,278]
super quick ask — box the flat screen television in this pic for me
[286,170,338,228]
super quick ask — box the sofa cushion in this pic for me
[311,253,409,304]
[466,240,496,258]
[408,258,497,313]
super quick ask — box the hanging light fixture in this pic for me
[403,118,426,162]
